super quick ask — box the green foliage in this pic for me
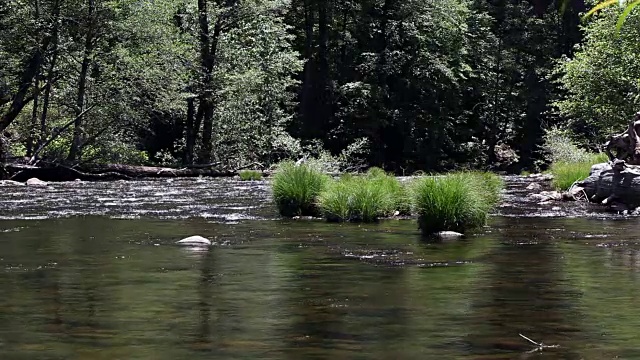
[542,127,595,164]
[317,169,409,223]
[365,168,412,216]
[554,8,640,139]
[542,126,609,190]
[470,171,505,206]
[272,162,329,217]
[579,0,640,31]
[201,1,303,168]
[82,141,149,166]
[40,137,72,161]
[239,170,263,181]
[294,138,370,174]
[318,176,389,223]
[412,172,503,235]
[0,0,589,172]
[551,153,608,190]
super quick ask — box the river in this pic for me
[1,176,639,359]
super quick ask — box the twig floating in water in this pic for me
[518,333,560,353]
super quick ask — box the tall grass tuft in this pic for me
[272,162,329,217]
[412,172,503,235]
[238,170,262,181]
[365,167,411,216]
[471,171,505,206]
[317,177,353,222]
[550,153,607,190]
[317,169,409,222]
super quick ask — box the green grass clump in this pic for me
[272,162,329,217]
[412,172,503,235]
[317,169,410,222]
[317,177,353,222]
[550,153,607,190]
[472,171,504,206]
[238,170,262,181]
[365,168,411,216]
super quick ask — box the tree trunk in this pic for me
[194,0,213,164]
[198,18,223,164]
[317,0,330,136]
[68,0,95,162]
[299,0,316,138]
[26,77,40,157]
[26,0,41,157]
[0,37,50,132]
[38,0,60,152]
[183,96,197,165]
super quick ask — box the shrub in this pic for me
[239,170,262,181]
[542,126,593,164]
[412,172,502,235]
[542,127,608,190]
[272,162,329,217]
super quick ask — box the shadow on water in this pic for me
[3,177,640,358]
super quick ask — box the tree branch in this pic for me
[28,104,97,164]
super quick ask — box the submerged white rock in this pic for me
[436,231,464,240]
[176,235,212,246]
[26,178,48,186]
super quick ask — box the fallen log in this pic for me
[1,162,269,182]
[77,163,239,178]
[579,161,640,209]
[5,163,131,182]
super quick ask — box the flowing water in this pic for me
[2,176,640,359]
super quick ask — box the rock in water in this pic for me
[26,178,48,186]
[436,231,464,240]
[176,235,212,246]
[526,182,542,191]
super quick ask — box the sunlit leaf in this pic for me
[583,0,618,19]
[615,0,640,31]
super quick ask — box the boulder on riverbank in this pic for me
[26,177,48,186]
[578,161,640,210]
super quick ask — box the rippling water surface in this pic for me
[2,176,640,359]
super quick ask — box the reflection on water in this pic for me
[2,176,640,359]
[2,216,640,359]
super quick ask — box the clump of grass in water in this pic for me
[318,176,352,222]
[272,161,329,217]
[412,172,503,235]
[550,153,607,190]
[318,168,408,222]
[365,167,411,216]
[238,170,262,181]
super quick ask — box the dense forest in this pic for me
[0,0,638,174]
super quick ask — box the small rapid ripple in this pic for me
[497,175,614,218]
[0,178,274,221]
